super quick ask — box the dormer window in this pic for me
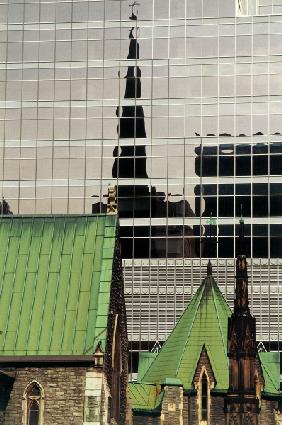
[23,381,44,425]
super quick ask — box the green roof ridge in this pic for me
[211,281,230,356]
[142,283,205,383]
[175,283,206,377]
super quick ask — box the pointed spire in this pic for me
[234,216,249,316]
[207,259,212,276]
[225,224,259,423]
[238,205,246,255]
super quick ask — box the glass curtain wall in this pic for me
[0,0,281,260]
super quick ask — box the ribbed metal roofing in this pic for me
[0,214,117,356]
[128,382,163,413]
[259,352,280,396]
[142,275,232,391]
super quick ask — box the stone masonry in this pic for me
[259,399,279,425]
[4,366,88,425]
[160,385,183,425]
[133,416,160,425]
[132,391,278,425]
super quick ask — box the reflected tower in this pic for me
[111,16,153,258]
[112,23,148,179]
[94,3,196,259]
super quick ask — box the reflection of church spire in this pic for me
[112,8,147,179]
[105,2,196,258]
[129,1,139,20]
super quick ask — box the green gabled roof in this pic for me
[0,214,117,356]
[128,382,163,413]
[259,352,280,396]
[142,275,232,391]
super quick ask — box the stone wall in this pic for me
[259,399,278,425]
[4,366,87,425]
[160,385,183,424]
[184,395,198,424]
[183,393,226,425]
[210,395,225,425]
[133,415,160,425]
[132,391,279,425]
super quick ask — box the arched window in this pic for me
[23,381,44,425]
[198,369,210,424]
[201,372,208,421]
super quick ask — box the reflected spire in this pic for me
[129,1,140,20]
[112,7,147,179]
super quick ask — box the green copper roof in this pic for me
[0,214,117,356]
[142,275,232,391]
[259,352,280,396]
[128,383,163,413]
[137,352,158,382]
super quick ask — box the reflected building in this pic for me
[0,0,281,356]
[195,141,282,258]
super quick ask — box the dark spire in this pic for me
[225,218,259,423]
[207,259,212,276]
[238,207,246,255]
[234,215,249,316]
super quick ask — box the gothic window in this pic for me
[23,381,44,425]
[198,369,210,424]
[201,372,208,421]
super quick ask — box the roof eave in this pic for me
[0,355,97,365]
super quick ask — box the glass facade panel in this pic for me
[0,0,281,352]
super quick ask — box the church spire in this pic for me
[234,218,250,316]
[225,220,260,424]
[207,259,212,277]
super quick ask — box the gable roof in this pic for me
[0,214,117,356]
[142,275,232,391]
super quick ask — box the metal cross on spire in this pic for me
[129,1,140,20]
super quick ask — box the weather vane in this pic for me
[129,1,140,20]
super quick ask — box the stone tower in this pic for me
[225,219,260,425]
